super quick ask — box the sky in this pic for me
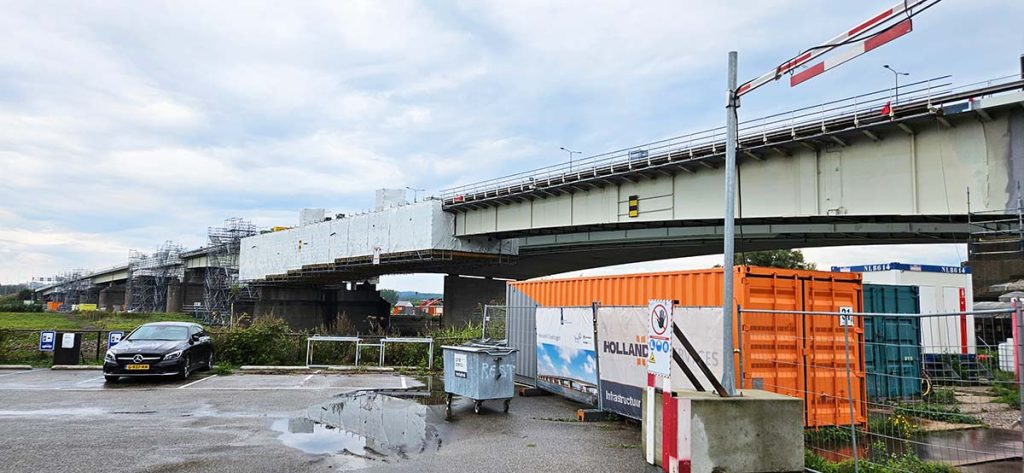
[1,0,1023,292]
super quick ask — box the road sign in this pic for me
[39,331,56,351]
[839,306,854,327]
[647,299,674,378]
[108,331,125,348]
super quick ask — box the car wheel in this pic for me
[104,375,119,383]
[178,355,191,380]
[201,351,213,371]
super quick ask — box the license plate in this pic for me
[126,364,149,370]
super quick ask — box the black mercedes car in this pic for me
[103,322,214,382]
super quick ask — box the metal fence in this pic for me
[736,308,1023,472]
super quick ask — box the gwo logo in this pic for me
[650,304,669,336]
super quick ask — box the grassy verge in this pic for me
[805,449,957,473]
[1,312,486,370]
[0,311,196,331]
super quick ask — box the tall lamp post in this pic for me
[560,147,581,174]
[405,186,425,203]
[883,65,910,105]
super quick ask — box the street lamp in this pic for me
[405,186,425,202]
[560,147,581,174]
[883,65,910,105]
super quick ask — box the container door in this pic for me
[801,278,867,428]
[736,273,804,413]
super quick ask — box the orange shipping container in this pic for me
[509,266,866,428]
[46,301,61,312]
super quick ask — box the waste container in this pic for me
[442,342,518,420]
[53,332,82,365]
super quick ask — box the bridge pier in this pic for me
[252,284,390,333]
[98,284,126,311]
[165,279,183,313]
[443,275,506,329]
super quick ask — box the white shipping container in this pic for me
[833,262,975,355]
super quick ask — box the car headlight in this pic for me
[104,350,116,363]
[163,349,183,361]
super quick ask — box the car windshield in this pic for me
[126,325,189,341]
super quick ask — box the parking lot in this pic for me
[0,369,651,472]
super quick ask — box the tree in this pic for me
[379,288,399,305]
[735,249,816,270]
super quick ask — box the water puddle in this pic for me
[275,390,441,466]
[810,428,1022,471]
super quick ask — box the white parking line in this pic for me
[0,370,34,378]
[74,376,105,385]
[178,375,218,389]
[401,376,407,389]
[300,374,314,386]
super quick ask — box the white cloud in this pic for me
[1,0,1020,289]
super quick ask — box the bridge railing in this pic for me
[439,74,1023,203]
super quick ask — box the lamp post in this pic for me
[560,147,581,174]
[405,186,425,203]
[883,65,910,105]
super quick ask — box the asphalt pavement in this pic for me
[0,369,652,472]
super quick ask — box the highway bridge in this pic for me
[39,74,1024,328]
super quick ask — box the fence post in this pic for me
[96,331,101,361]
[591,301,604,412]
[1016,304,1024,457]
[842,312,859,472]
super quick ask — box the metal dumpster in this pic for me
[442,342,518,419]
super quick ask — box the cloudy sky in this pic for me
[1,1,1022,291]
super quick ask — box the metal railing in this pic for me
[439,74,1024,203]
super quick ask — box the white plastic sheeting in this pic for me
[239,200,518,281]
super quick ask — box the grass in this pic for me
[891,402,982,425]
[0,311,196,331]
[990,371,1020,409]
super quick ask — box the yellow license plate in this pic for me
[126,364,150,370]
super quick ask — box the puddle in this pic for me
[275,391,441,465]
[810,428,1022,470]
[376,375,447,406]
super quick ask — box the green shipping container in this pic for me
[863,284,922,399]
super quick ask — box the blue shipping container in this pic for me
[863,284,922,399]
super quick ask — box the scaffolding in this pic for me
[126,241,184,313]
[56,270,90,309]
[198,218,258,322]
[967,189,1024,258]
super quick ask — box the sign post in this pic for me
[108,331,125,349]
[645,299,674,466]
[39,330,56,352]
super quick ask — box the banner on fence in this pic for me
[535,307,598,405]
[596,306,724,419]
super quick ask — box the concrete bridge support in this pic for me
[443,275,507,328]
[252,284,390,333]
[98,285,126,311]
[165,280,183,314]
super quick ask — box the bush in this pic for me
[0,302,43,313]
[212,318,305,366]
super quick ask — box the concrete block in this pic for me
[51,365,102,370]
[644,389,803,473]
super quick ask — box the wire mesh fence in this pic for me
[736,308,1023,472]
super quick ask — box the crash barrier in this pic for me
[741,307,1023,471]
[306,335,434,369]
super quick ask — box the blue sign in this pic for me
[39,330,56,351]
[108,331,125,348]
[831,262,970,274]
